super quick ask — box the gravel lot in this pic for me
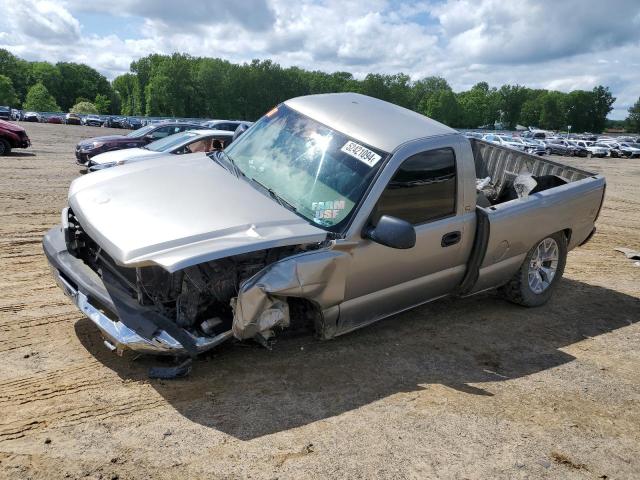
[0,122,639,479]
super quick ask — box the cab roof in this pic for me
[284,92,457,153]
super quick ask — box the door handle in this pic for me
[441,231,461,247]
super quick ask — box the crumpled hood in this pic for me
[90,147,161,165]
[68,154,327,272]
[0,120,26,133]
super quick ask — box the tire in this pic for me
[587,152,592,158]
[545,148,551,155]
[0,138,11,156]
[499,232,567,307]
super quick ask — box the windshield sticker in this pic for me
[340,141,382,167]
[312,200,346,220]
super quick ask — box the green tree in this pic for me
[0,49,29,102]
[112,73,142,115]
[519,98,542,127]
[70,101,98,114]
[411,76,451,112]
[537,91,566,130]
[457,82,500,128]
[56,62,113,111]
[498,85,529,129]
[590,86,615,133]
[565,90,594,132]
[94,93,111,114]
[23,82,60,111]
[145,75,170,116]
[27,62,62,102]
[422,89,461,126]
[0,74,19,106]
[626,97,640,133]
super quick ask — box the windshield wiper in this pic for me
[210,150,241,177]
[249,177,297,213]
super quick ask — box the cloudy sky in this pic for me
[1,0,638,119]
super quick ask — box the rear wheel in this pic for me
[545,148,552,155]
[500,232,567,307]
[0,138,11,156]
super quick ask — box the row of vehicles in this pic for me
[466,131,640,158]
[8,108,249,132]
[41,93,606,373]
[75,120,250,168]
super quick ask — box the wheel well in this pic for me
[562,228,572,244]
[287,298,323,336]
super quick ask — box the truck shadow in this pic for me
[75,278,639,440]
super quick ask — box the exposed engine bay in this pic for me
[65,208,317,343]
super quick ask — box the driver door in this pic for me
[337,145,475,333]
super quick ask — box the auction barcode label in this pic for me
[340,141,382,167]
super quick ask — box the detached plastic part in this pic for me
[148,358,193,379]
[513,173,538,199]
[231,249,349,340]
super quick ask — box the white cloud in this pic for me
[8,0,81,43]
[0,0,638,118]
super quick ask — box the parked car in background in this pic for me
[24,111,40,122]
[593,142,620,158]
[482,134,526,151]
[201,119,251,131]
[573,140,608,158]
[463,132,483,139]
[0,106,11,120]
[564,140,588,157]
[65,113,82,125]
[123,117,143,130]
[522,129,550,140]
[610,142,640,158]
[47,115,64,124]
[542,139,571,156]
[104,117,126,128]
[82,115,104,127]
[75,122,205,165]
[0,119,31,155]
[521,138,546,155]
[88,129,234,171]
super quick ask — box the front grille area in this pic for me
[66,208,138,297]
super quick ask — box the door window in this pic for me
[374,148,457,225]
[150,126,176,139]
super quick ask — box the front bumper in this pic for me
[75,148,91,165]
[87,162,116,172]
[43,225,231,356]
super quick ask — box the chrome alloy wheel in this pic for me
[528,237,559,294]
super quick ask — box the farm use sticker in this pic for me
[312,200,346,220]
[340,141,382,167]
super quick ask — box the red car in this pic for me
[0,120,31,156]
[47,115,64,124]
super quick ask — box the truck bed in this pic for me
[465,138,606,294]
[470,139,595,204]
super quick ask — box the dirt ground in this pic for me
[0,122,638,480]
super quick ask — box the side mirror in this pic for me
[363,215,416,249]
[144,134,155,142]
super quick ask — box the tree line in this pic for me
[0,49,118,114]
[1,49,637,132]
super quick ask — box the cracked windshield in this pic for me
[224,104,387,229]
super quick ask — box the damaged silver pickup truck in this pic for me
[43,93,606,365]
